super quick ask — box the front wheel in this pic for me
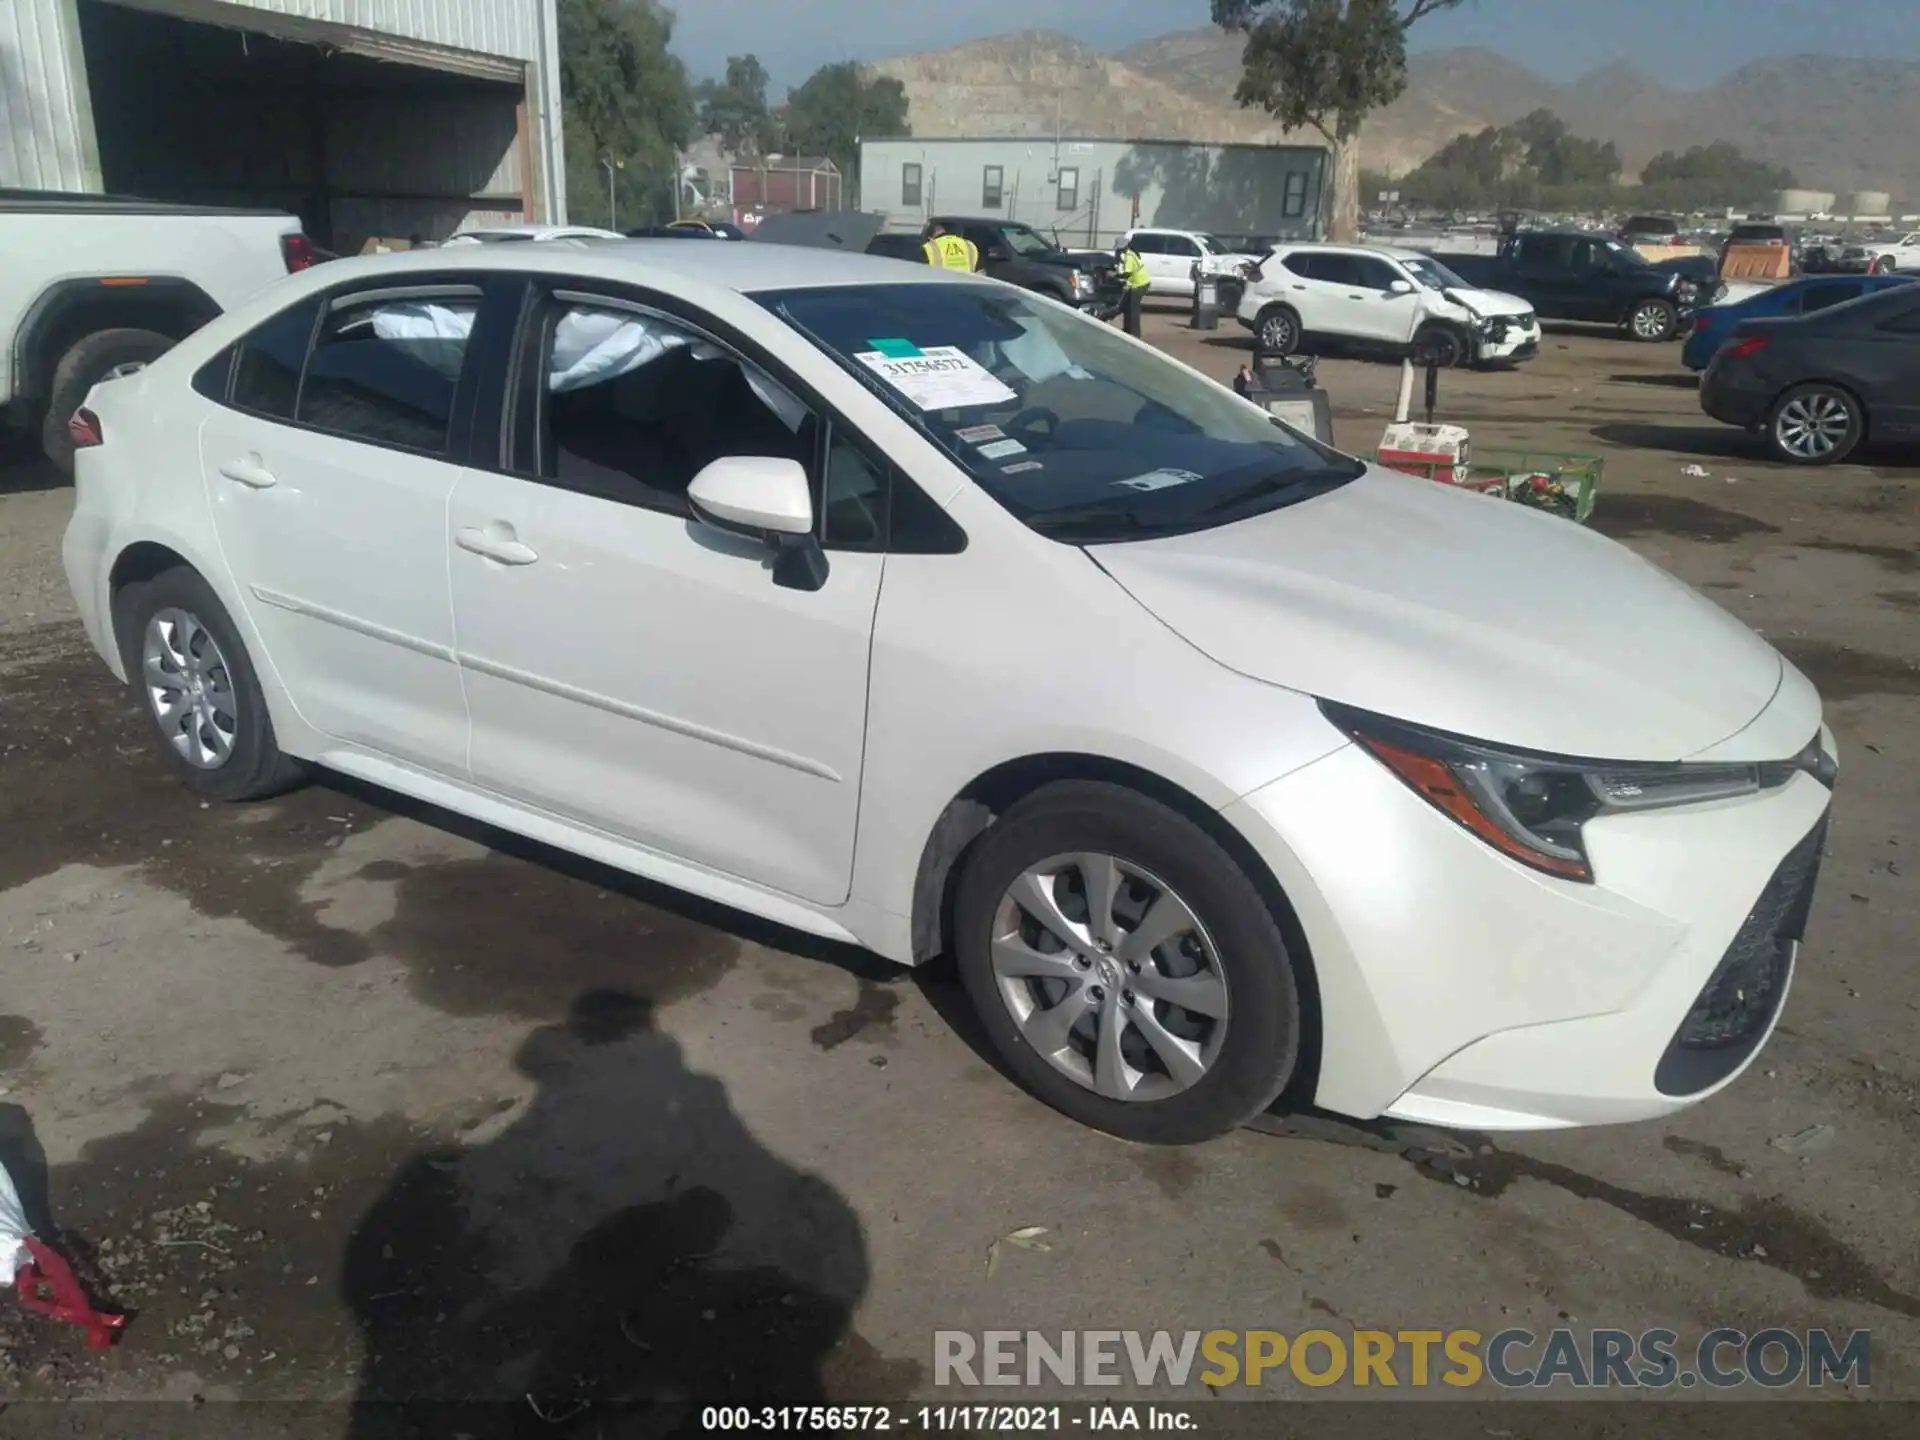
[1627,298,1678,342]
[953,782,1301,1145]
[1767,383,1863,466]
[1412,323,1467,369]
[115,566,311,800]
[1255,305,1301,356]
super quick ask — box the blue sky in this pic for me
[670,0,1920,90]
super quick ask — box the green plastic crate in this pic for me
[1366,448,1602,524]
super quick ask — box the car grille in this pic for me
[1653,817,1826,1096]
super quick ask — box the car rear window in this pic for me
[231,297,322,420]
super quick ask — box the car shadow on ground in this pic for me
[316,772,1017,1090]
[0,434,63,496]
[339,990,913,1435]
[1589,422,1763,461]
[1609,371,1700,389]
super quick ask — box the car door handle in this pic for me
[218,455,277,489]
[455,526,539,566]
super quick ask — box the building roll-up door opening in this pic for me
[77,0,534,253]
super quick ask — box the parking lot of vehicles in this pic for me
[0,188,313,474]
[3,276,1917,1413]
[1865,231,1920,274]
[1433,230,1699,342]
[1699,280,1920,465]
[1237,243,1540,367]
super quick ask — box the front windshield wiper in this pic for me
[1198,470,1350,516]
[1024,507,1150,540]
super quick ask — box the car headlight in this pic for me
[1070,271,1094,296]
[1321,702,1835,883]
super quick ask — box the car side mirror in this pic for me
[687,456,828,591]
[1387,278,1415,295]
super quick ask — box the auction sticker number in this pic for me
[855,347,1017,411]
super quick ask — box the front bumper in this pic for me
[1223,731,1833,1130]
[1471,316,1541,364]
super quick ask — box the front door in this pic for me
[447,287,883,905]
[1340,254,1421,344]
[197,279,487,772]
[1151,234,1201,296]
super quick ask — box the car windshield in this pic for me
[762,283,1362,542]
[1602,238,1650,267]
[1401,256,1468,291]
[999,224,1059,257]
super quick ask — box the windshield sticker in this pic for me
[1001,460,1044,474]
[854,347,1018,411]
[867,337,923,358]
[1115,468,1204,492]
[955,423,1006,444]
[976,438,1027,460]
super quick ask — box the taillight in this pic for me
[69,407,103,449]
[1695,314,1711,330]
[1246,261,1265,282]
[1723,336,1770,360]
[281,233,318,272]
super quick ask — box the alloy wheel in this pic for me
[1259,312,1296,354]
[142,607,238,769]
[1774,392,1853,461]
[989,853,1229,1103]
[1631,303,1671,340]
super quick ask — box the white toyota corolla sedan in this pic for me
[61,241,1835,1145]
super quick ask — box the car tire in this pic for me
[952,781,1301,1145]
[1254,305,1301,356]
[115,565,311,801]
[1766,382,1864,467]
[41,328,175,476]
[1412,322,1467,369]
[1626,299,1678,343]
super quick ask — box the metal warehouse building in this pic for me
[1,0,566,252]
[858,136,1328,248]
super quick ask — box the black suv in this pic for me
[1434,231,1698,341]
[930,217,1120,312]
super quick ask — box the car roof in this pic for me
[283,238,983,297]
[1277,241,1424,261]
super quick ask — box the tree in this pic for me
[557,0,695,229]
[1641,142,1795,209]
[696,54,777,157]
[1213,0,1466,242]
[779,62,910,197]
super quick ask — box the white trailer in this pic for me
[0,0,566,252]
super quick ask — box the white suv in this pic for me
[1237,243,1540,367]
[1119,228,1262,298]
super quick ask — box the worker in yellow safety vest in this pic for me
[922,221,980,272]
[1115,238,1150,336]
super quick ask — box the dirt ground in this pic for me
[0,307,1916,1434]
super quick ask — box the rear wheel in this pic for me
[1767,383,1863,466]
[41,328,174,475]
[1626,298,1678,342]
[115,566,310,800]
[953,782,1301,1145]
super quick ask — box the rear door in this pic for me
[1275,251,1343,332]
[1868,299,1920,437]
[196,277,494,773]
[1510,235,1582,318]
[444,281,886,905]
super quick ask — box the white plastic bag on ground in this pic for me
[0,1156,29,1283]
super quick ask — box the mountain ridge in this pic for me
[871,28,1917,202]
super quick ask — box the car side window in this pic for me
[1802,281,1864,313]
[821,428,888,550]
[1164,235,1200,258]
[518,296,817,522]
[1315,254,1361,286]
[1130,234,1163,255]
[1280,253,1320,280]
[230,296,323,420]
[296,287,480,453]
[1351,257,1398,291]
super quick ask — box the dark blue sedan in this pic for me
[1684,274,1916,370]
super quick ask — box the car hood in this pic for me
[1443,286,1535,319]
[1090,470,1786,761]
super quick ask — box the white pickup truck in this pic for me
[1,190,316,473]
